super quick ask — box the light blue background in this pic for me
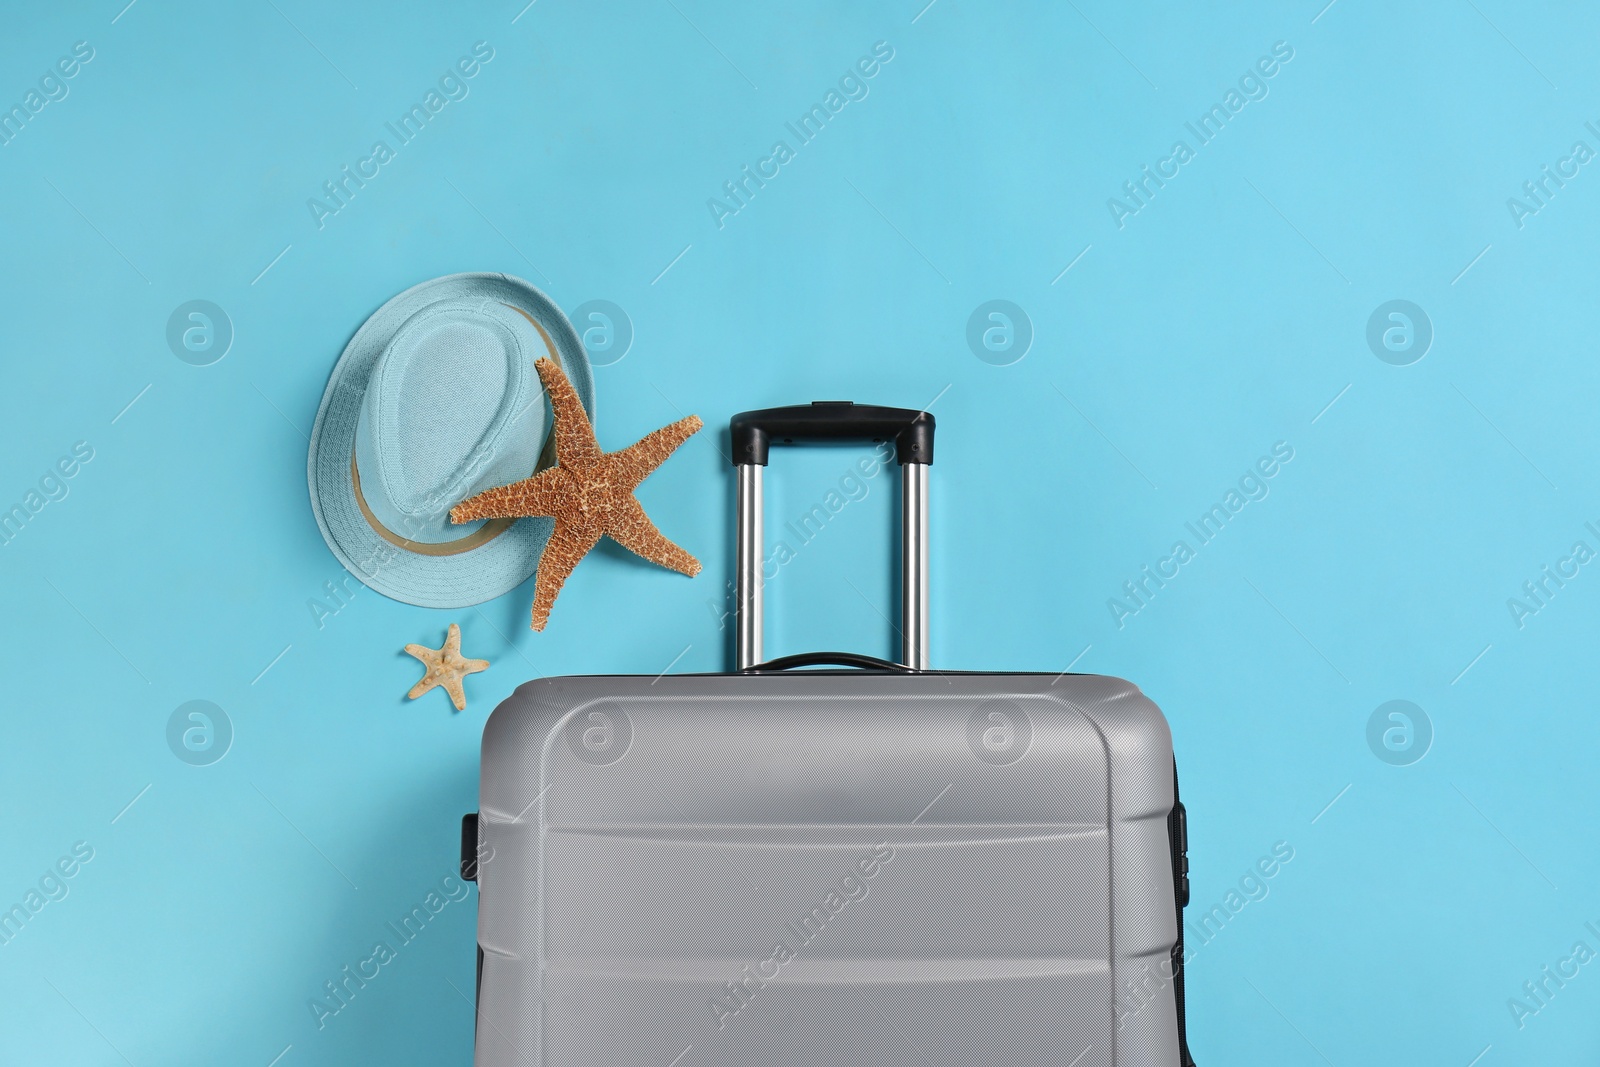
[2,1,1596,1064]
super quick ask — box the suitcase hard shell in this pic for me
[469,403,1194,1066]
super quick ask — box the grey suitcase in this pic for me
[466,403,1195,1066]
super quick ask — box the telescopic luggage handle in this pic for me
[729,401,935,671]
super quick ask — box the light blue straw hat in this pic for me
[307,272,594,608]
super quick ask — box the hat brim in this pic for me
[307,272,595,609]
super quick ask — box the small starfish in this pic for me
[404,623,489,711]
[451,357,701,630]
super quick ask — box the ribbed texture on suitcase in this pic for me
[475,672,1181,1067]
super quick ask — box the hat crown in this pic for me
[355,299,547,544]
[386,316,510,506]
[307,271,593,609]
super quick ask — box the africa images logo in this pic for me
[1505,120,1600,230]
[1107,442,1294,628]
[708,843,894,1032]
[706,41,895,230]
[968,699,1032,765]
[306,42,495,230]
[565,703,632,766]
[1106,41,1295,229]
[0,40,95,148]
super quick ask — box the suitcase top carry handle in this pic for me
[730,401,934,672]
[741,651,917,674]
[729,401,935,466]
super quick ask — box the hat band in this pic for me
[350,453,513,557]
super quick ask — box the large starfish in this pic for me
[450,357,702,630]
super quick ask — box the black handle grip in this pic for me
[742,651,918,674]
[460,813,479,882]
[729,401,934,467]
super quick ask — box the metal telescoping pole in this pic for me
[901,461,929,670]
[735,463,764,670]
